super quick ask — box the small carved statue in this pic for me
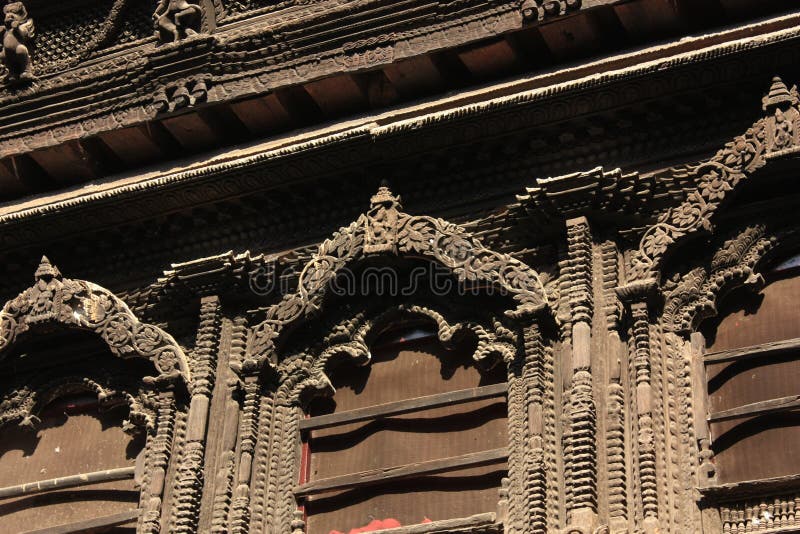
[154,0,202,43]
[0,2,35,83]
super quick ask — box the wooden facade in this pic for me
[0,0,799,532]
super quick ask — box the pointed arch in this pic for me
[627,76,800,284]
[244,186,550,374]
[0,257,191,386]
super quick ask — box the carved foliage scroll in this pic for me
[0,256,191,385]
[245,187,549,374]
[628,77,800,283]
[662,225,778,334]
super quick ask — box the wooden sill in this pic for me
[363,512,498,534]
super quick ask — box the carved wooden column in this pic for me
[139,390,177,534]
[562,217,599,533]
[617,280,660,533]
[228,374,260,533]
[170,296,222,533]
[600,241,628,533]
[689,332,715,488]
[210,317,247,533]
[506,319,549,534]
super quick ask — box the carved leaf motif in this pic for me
[104,313,136,351]
[246,189,550,374]
[134,324,166,354]
[0,260,190,386]
[398,218,434,254]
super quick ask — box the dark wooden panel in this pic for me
[704,337,800,365]
[21,510,138,534]
[299,448,507,496]
[309,398,507,481]
[712,413,800,484]
[301,383,507,432]
[0,397,143,533]
[709,395,800,422]
[305,464,505,534]
[304,333,507,532]
[707,354,800,412]
[308,337,507,480]
[707,276,800,352]
[311,336,505,413]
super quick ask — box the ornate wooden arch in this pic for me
[627,76,800,284]
[0,373,157,432]
[662,222,800,334]
[275,302,518,408]
[244,185,550,374]
[247,298,553,534]
[661,225,778,334]
[0,256,191,386]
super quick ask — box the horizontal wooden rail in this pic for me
[22,510,139,534]
[704,337,800,365]
[708,395,800,423]
[374,512,497,534]
[698,473,800,499]
[295,447,507,497]
[0,466,135,500]
[300,382,508,432]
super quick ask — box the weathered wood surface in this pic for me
[20,510,138,534]
[704,337,800,365]
[296,447,508,496]
[708,395,800,423]
[370,512,498,534]
[0,466,135,499]
[301,382,507,431]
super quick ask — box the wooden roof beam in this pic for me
[229,93,293,136]
[457,38,524,80]
[382,55,446,97]
[160,110,222,152]
[304,73,369,116]
[28,140,101,185]
[97,124,171,167]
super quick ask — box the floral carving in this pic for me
[0,256,191,385]
[0,374,158,433]
[628,76,799,283]
[243,186,549,375]
[662,225,779,333]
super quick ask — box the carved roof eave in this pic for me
[6,8,797,152]
[1,16,799,251]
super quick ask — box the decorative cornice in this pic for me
[0,18,798,252]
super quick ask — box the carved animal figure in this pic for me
[154,0,202,43]
[0,2,34,83]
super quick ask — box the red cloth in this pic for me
[329,518,403,534]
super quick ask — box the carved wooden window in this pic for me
[298,322,508,533]
[702,253,800,485]
[0,335,146,533]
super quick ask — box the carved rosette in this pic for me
[0,256,191,385]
